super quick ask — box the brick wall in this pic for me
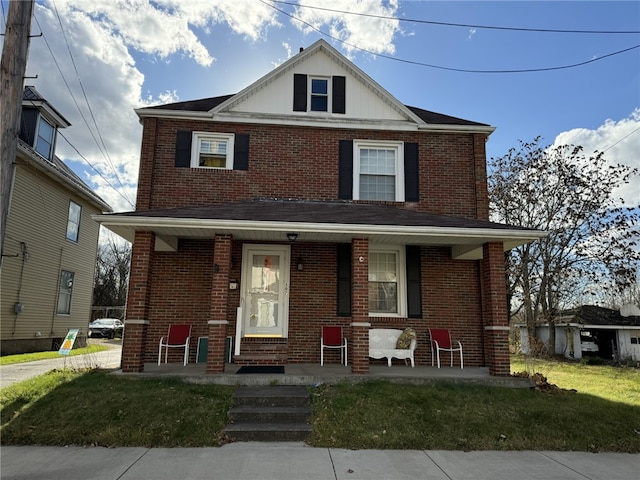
[137,118,487,220]
[139,239,488,368]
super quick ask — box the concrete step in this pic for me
[224,423,312,442]
[232,386,310,407]
[228,405,311,424]
[225,386,312,442]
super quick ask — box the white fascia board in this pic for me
[581,324,640,330]
[418,124,496,135]
[135,108,212,121]
[95,214,546,243]
[210,112,420,131]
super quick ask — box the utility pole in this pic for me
[0,0,34,271]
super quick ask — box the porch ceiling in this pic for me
[95,199,546,259]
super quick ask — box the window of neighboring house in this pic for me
[310,77,329,112]
[353,140,404,201]
[66,201,81,242]
[35,116,55,160]
[191,132,235,169]
[57,270,74,315]
[631,334,640,345]
[368,246,406,317]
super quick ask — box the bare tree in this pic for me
[93,237,131,312]
[489,137,639,354]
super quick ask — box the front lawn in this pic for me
[1,357,638,451]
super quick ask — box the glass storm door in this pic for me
[241,245,290,338]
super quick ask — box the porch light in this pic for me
[297,257,304,271]
[287,232,298,242]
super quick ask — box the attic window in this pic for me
[310,77,329,112]
[293,74,345,114]
[36,117,54,160]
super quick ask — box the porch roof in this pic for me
[94,199,546,259]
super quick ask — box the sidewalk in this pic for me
[1,443,638,480]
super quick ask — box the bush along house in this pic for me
[96,40,545,376]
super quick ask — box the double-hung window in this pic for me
[368,246,406,317]
[310,77,329,112]
[57,270,74,315]
[191,132,235,169]
[36,117,55,160]
[353,140,404,201]
[66,201,81,242]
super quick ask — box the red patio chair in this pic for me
[321,326,348,366]
[158,324,192,366]
[428,328,463,369]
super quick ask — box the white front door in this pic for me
[241,245,290,338]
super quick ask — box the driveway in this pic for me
[0,341,122,388]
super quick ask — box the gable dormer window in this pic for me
[36,117,55,160]
[293,74,345,114]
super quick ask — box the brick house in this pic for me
[97,40,543,376]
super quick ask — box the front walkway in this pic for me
[116,363,533,388]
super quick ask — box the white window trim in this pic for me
[66,200,81,242]
[191,132,235,169]
[368,245,407,318]
[309,75,331,113]
[353,140,405,202]
[35,115,55,160]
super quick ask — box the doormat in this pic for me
[236,365,285,374]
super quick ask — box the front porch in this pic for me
[116,362,533,388]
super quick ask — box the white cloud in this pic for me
[22,0,281,214]
[292,0,400,56]
[552,109,640,207]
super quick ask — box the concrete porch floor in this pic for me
[116,362,533,388]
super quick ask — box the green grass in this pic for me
[510,355,640,406]
[308,381,640,451]
[1,357,639,451]
[0,344,111,365]
[1,370,234,447]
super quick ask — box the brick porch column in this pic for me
[351,238,370,374]
[207,234,232,373]
[122,231,155,372]
[207,320,228,373]
[480,242,510,376]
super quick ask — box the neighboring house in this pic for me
[1,86,111,355]
[97,40,544,376]
[517,304,640,362]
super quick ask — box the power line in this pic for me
[32,9,136,208]
[57,131,135,209]
[272,0,640,34]
[50,0,135,207]
[602,126,640,153]
[262,1,640,74]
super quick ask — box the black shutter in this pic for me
[337,244,352,316]
[332,76,346,114]
[406,245,422,318]
[233,134,250,170]
[175,131,192,168]
[338,140,353,200]
[19,108,39,146]
[293,74,307,112]
[404,142,419,202]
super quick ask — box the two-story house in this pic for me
[97,40,543,376]
[1,86,112,355]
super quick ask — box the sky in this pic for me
[2,0,639,216]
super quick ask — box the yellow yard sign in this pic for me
[58,329,80,356]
